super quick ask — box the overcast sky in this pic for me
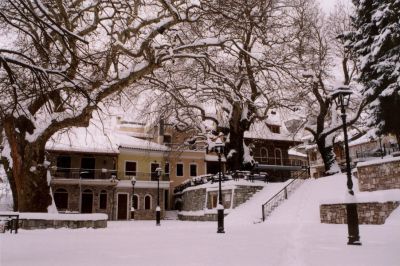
[318,0,353,13]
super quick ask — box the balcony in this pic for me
[254,157,308,167]
[51,168,170,181]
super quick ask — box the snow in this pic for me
[0,175,400,266]
[288,148,307,158]
[1,175,399,265]
[46,122,169,154]
[357,156,400,167]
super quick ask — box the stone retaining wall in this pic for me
[19,219,107,230]
[357,158,400,191]
[320,201,399,224]
[179,184,263,221]
[178,214,218,221]
[181,188,207,211]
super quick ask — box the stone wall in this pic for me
[19,219,107,230]
[181,188,206,211]
[179,184,263,221]
[320,201,399,224]
[357,158,400,191]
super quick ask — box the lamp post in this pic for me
[131,177,136,220]
[215,136,225,234]
[331,85,361,245]
[155,167,162,226]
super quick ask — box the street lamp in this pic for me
[155,167,162,226]
[215,135,225,234]
[131,177,136,220]
[331,85,361,245]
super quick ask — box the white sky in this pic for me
[318,0,352,13]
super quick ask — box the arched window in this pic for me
[275,148,283,165]
[132,194,139,210]
[261,148,268,163]
[54,188,68,210]
[144,195,152,210]
[99,190,107,210]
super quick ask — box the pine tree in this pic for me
[346,0,400,142]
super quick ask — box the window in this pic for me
[176,163,184,177]
[275,148,283,165]
[260,148,268,163]
[125,161,137,176]
[132,195,139,210]
[56,156,71,177]
[310,152,317,162]
[144,195,152,210]
[54,188,68,210]
[164,162,170,179]
[81,158,95,179]
[56,156,71,170]
[99,190,107,210]
[190,164,197,177]
[164,163,170,174]
[267,124,280,134]
[163,135,172,144]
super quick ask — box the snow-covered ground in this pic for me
[1,174,399,266]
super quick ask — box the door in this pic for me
[81,157,95,179]
[117,194,128,220]
[164,190,169,210]
[81,190,93,213]
[151,163,160,181]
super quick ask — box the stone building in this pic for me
[47,125,170,220]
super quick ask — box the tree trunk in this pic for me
[316,137,338,175]
[4,118,52,212]
[224,102,252,171]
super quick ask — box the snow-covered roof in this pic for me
[288,149,307,158]
[244,121,300,142]
[119,136,170,152]
[46,123,169,154]
[46,126,120,154]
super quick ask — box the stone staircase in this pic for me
[260,178,305,222]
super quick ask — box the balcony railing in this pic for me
[51,168,170,181]
[254,157,308,167]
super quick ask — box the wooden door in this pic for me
[117,194,128,220]
[81,190,93,213]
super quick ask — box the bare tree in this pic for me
[135,0,309,171]
[0,0,226,212]
[295,0,367,174]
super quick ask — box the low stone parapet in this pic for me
[320,201,399,225]
[18,213,108,230]
[357,157,400,192]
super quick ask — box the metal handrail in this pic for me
[261,170,307,221]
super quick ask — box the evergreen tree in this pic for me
[345,0,400,142]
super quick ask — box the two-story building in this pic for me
[47,125,170,220]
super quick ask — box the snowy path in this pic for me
[1,174,399,266]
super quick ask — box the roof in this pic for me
[288,149,307,158]
[244,121,300,142]
[46,122,169,154]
